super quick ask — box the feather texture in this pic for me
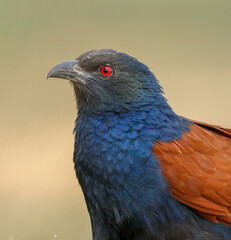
[48,49,231,239]
[153,120,231,226]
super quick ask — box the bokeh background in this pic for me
[1,0,231,239]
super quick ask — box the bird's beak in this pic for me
[47,60,86,84]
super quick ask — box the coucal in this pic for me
[47,49,231,240]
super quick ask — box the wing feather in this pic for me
[153,120,231,226]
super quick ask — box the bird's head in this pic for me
[47,49,164,112]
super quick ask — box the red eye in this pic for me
[100,65,113,77]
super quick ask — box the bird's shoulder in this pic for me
[153,119,231,226]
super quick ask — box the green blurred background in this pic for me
[0,0,231,239]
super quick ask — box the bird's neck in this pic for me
[76,94,170,114]
[75,101,190,144]
[73,75,171,114]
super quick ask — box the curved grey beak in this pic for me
[47,60,79,80]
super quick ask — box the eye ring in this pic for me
[99,65,113,77]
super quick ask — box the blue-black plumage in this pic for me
[48,49,231,240]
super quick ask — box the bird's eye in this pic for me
[99,65,113,77]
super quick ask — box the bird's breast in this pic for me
[72,109,191,223]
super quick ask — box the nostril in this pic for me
[74,64,83,72]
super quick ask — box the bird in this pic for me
[47,49,231,240]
